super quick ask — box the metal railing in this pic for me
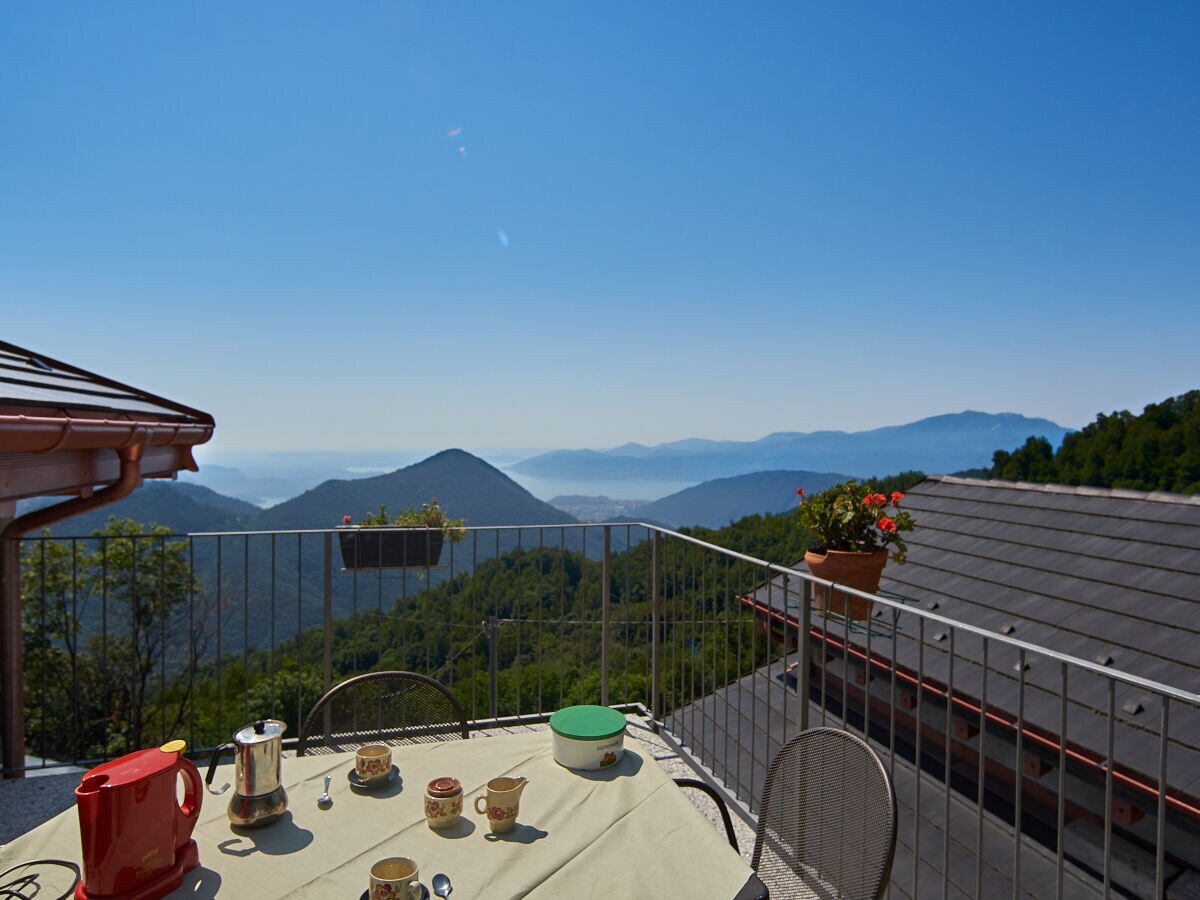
[12,523,1200,898]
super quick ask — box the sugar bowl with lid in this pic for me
[423,776,464,829]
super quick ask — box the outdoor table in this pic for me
[1,730,767,898]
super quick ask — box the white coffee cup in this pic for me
[355,744,392,784]
[369,856,419,900]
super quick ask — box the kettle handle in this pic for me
[205,742,234,795]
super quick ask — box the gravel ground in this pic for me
[0,768,80,846]
[1,714,756,863]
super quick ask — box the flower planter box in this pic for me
[804,548,887,622]
[337,528,445,569]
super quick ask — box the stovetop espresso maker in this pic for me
[205,719,288,828]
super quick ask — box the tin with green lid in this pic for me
[549,705,627,770]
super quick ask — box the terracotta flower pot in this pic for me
[804,548,888,622]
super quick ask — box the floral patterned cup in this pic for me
[369,856,419,900]
[473,775,528,834]
[355,744,392,784]
[424,776,463,829]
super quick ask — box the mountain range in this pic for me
[254,450,575,530]
[27,450,574,537]
[509,411,1068,482]
[13,416,1055,647]
[18,451,581,645]
[19,412,1071,538]
[630,469,851,529]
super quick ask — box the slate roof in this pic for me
[745,475,1200,801]
[0,340,214,502]
[892,475,1200,686]
[0,342,210,420]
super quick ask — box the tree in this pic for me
[21,517,205,760]
[996,391,1200,494]
[990,436,1057,483]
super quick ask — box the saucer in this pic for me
[348,764,399,789]
[360,885,429,900]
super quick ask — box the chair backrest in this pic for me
[297,671,470,756]
[751,727,897,900]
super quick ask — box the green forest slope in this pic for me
[988,390,1200,493]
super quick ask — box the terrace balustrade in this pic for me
[10,523,1200,898]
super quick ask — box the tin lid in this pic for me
[427,776,462,797]
[234,719,287,745]
[549,705,627,741]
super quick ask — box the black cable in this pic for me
[0,859,81,900]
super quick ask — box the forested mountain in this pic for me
[988,391,1200,493]
[24,449,576,538]
[631,470,850,528]
[18,482,261,536]
[255,449,575,530]
[510,411,1068,482]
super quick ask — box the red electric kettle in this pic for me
[74,739,203,900]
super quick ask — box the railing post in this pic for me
[0,536,24,778]
[487,615,499,719]
[601,525,611,707]
[651,531,661,727]
[322,532,333,695]
[799,574,811,732]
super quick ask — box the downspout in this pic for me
[0,439,146,777]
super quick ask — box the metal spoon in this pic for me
[317,775,332,809]
[432,873,452,898]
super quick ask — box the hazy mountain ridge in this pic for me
[511,411,1069,482]
[17,481,262,535]
[24,450,576,537]
[630,469,852,529]
[256,449,576,530]
[20,411,1070,539]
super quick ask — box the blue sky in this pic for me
[3,2,1198,453]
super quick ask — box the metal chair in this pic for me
[752,727,897,900]
[674,777,740,850]
[296,671,470,756]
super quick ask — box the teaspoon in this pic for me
[317,775,332,809]
[432,873,452,897]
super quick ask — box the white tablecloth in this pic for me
[2,730,760,899]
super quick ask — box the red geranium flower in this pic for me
[890,491,904,504]
[877,517,897,533]
[342,514,352,524]
[862,492,887,507]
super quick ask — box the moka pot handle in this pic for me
[205,742,234,795]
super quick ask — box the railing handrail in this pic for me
[16,521,1199,896]
[18,520,1200,707]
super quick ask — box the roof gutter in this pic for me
[0,411,211,455]
[1,438,147,540]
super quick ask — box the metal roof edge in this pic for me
[924,474,1200,507]
[0,339,214,426]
